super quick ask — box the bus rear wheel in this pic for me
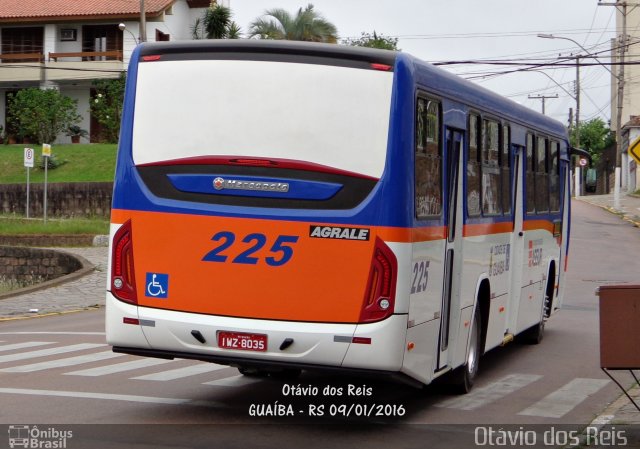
[450,309,481,394]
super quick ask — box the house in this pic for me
[611,6,640,193]
[0,0,226,143]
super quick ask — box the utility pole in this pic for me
[575,56,582,196]
[598,1,640,208]
[139,0,147,42]
[575,56,581,154]
[528,94,559,115]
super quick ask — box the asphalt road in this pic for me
[0,199,639,448]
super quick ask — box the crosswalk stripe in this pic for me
[203,374,262,387]
[0,351,124,373]
[131,363,228,381]
[0,343,105,364]
[518,378,611,418]
[65,358,175,377]
[434,374,543,410]
[0,342,54,352]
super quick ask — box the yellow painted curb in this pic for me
[0,305,102,322]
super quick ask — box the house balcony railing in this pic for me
[48,50,123,62]
[0,53,44,63]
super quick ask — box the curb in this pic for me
[586,384,640,427]
[0,305,102,322]
[0,249,96,301]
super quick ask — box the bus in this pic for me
[106,40,574,392]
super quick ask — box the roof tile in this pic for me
[0,0,177,20]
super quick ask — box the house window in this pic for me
[156,30,170,42]
[1,27,44,62]
[82,25,122,61]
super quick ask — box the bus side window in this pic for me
[525,133,536,214]
[501,125,511,214]
[535,136,549,213]
[482,119,502,216]
[549,141,560,212]
[467,114,481,217]
[415,97,442,219]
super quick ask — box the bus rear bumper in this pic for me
[106,294,407,373]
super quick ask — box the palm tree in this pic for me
[192,1,241,39]
[249,4,338,43]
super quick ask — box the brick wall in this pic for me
[0,246,83,285]
[0,182,113,218]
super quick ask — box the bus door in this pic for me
[507,145,525,333]
[438,128,465,370]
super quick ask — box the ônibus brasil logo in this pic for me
[8,425,73,448]
[212,177,289,193]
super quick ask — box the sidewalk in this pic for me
[577,192,640,227]
[0,246,107,319]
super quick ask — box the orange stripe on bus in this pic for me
[523,220,555,233]
[463,222,513,237]
[376,226,447,243]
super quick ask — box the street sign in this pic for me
[42,143,51,157]
[629,135,640,165]
[24,147,34,168]
[579,158,588,167]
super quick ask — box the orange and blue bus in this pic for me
[106,40,574,391]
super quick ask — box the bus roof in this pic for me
[136,39,397,70]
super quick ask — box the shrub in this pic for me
[90,74,126,143]
[7,88,81,144]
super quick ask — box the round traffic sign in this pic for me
[579,158,588,167]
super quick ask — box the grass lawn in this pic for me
[0,215,110,235]
[0,143,117,184]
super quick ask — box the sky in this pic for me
[227,0,618,127]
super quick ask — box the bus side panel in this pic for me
[401,319,440,384]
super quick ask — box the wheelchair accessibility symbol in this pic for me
[145,273,169,298]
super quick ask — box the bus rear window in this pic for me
[132,59,393,179]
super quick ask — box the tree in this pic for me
[91,73,126,143]
[249,4,338,43]
[343,31,399,51]
[192,1,241,39]
[7,88,81,144]
[570,118,615,166]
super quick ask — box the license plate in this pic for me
[218,331,267,352]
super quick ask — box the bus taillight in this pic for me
[111,220,137,304]
[360,238,397,323]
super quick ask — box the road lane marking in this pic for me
[434,374,543,410]
[0,351,124,373]
[0,342,54,352]
[132,363,228,381]
[518,378,611,418]
[203,375,262,387]
[65,358,175,377]
[0,343,105,363]
[0,387,189,405]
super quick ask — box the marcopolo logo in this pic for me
[8,425,73,448]
[213,177,289,193]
